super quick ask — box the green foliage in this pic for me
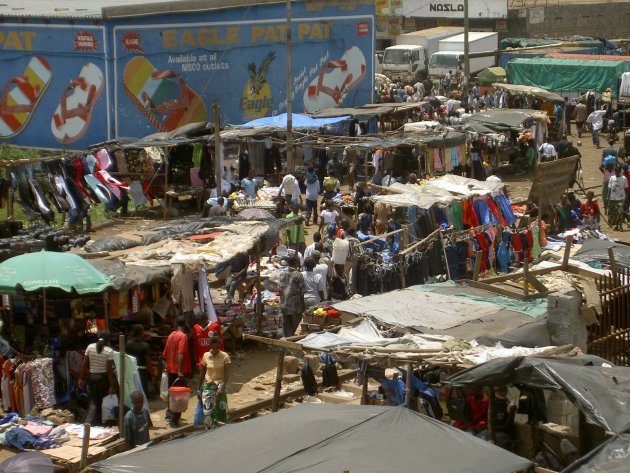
[0,145,40,162]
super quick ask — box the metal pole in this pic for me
[256,243,263,335]
[118,334,126,435]
[286,0,294,172]
[463,0,470,103]
[213,101,222,197]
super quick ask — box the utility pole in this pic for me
[463,0,470,103]
[286,0,294,172]
[213,101,222,196]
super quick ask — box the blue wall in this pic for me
[0,1,374,149]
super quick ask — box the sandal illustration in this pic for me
[303,46,367,113]
[123,56,207,132]
[51,62,104,145]
[0,55,52,138]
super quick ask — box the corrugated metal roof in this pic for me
[0,0,277,19]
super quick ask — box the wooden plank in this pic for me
[528,155,580,207]
[526,274,549,294]
[524,291,552,300]
[472,251,483,281]
[243,334,304,351]
[561,235,573,269]
[479,265,563,283]
[466,279,527,300]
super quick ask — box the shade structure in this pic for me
[237,112,350,129]
[0,251,110,295]
[92,405,533,473]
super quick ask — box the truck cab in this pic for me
[428,51,461,80]
[382,45,427,82]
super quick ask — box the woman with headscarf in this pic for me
[196,336,230,429]
[78,332,115,425]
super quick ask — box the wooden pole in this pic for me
[440,233,451,280]
[272,351,285,412]
[361,372,369,405]
[355,227,406,248]
[256,244,263,335]
[163,147,169,221]
[561,235,573,270]
[213,102,222,197]
[399,228,441,256]
[472,250,483,280]
[608,247,619,287]
[118,334,126,435]
[404,362,414,408]
[523,257,530,298]
[79,423,91,471]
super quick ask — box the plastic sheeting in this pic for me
[560,433,630,473]
[237,113,350,129]
[88,260,171,292]
[573,238,630,270]
[446,356,630,433]
[90,405,532,473]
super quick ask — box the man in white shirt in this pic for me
[278,173,301,205]
[608,166,628,231]
[302,257,326,307]
[586,108,607,148]
[303,232,321,260]
[538,138,557,162]
[318,202,340,234]
[310,250,329,300]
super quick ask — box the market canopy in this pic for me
[467,108,549,129]
[236,113,350,129]
[446,355,630,433]
[493,83,565,103]
[0,251,110,295]
[478,66,506,85]
[310,102,424,119]
[560,433,630,473]
[91,405,533,473]
[87,260,172,293]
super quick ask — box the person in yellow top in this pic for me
[196,336,230,428]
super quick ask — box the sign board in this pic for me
[529,7,545,24]
[0,24,108,149]
[403,0,507,19]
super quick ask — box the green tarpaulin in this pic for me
[507,57,630,98]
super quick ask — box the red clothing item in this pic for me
[582,200,601,218]
[455,394,489,431]
[192,322,224,366]
[625,172,630,195]
[163,330,191,375]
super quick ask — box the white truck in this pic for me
[382,26,463,82]
[428,31,499,80]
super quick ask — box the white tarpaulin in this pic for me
[332,289,502,330]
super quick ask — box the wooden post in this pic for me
[472,251,483,280]
[361,372,369,405]
[79,423,91,471]
[256,244,263,335]
[561,235,572,270]
[272,351,285,412]
[163,147,169,221]
[103,292,109,331]
[440,233,451,281]
[487,387,496,444]
[364,151,369,183]
[118,334,126,435]
[7,186,13,219]
[404,362,414,408]
[608,248,619,287]
[523,257,530,298]
[213,102,222,197]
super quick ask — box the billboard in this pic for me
[112,7,374,136]
[403,0,507,19]
[0,24,108,149]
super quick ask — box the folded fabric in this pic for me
[0,413,18,425]
[47,426,71,445]
[5,428,37,451]
[22,422,53,437]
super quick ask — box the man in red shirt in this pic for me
[163,317,191,427]
[192,314,223,368]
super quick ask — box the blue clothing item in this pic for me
[206,197,228,208]
[497,241,509,273]
[380,379,406,406]
[494,194,516,226]
[473,198,497,225]
[5,428,37,451]
[305,179,320,201]
[240,177,257,199]
[603,155,617,167]
[433,206,449,226]
[123,408,152,447]
[0,413,18,425]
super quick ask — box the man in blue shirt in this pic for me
[240,170,257,200]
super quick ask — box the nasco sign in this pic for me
[403,0,507,19]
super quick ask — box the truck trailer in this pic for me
[428,31,498,80]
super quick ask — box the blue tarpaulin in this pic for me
[237,113,350,129]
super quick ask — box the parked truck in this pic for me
[428,31,499,80]
[382,26,463,82]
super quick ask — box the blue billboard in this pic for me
[112,2,374,136]
[0,23,108,149]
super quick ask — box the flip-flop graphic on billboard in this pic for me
[303,46,366,113]
[0,55,52,138]
[123,56,207,132]
[51,62,104,145]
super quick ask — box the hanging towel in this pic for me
[198,267,218,322]
[433,147,443,171]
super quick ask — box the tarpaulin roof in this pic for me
[467,108,549,129]
[236,113,350,129]
[560,433,630,473]
[446,356,630,433]
[507,57,630,98]
[477,67,506,85]
[493,83,565,103]
[309,102,425,119]
[572,238,630,269]
[90,405,533,473]
[88,260,172,292]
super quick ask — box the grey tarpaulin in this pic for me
[90,405,532,473]
[467,109,547,128]
[572,238,630,269]
[560,433,630,473]
[88,260,171,292]
[446,356,630,433]
[475,317,551,348]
